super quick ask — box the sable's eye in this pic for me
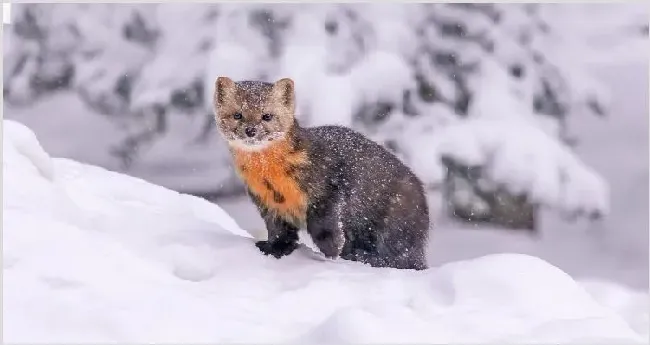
[233,112,243,120]
[262,113,273,121]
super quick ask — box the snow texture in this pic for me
[3,120,647,343]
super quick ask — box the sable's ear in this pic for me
[272,78,295,109]
[214,76,236,109]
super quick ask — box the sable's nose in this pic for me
[245,127,256,138]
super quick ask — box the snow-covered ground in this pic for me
[3,119,648,343]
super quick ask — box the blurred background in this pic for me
[3,3,648,291]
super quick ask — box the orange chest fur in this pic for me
[232,141,309,223]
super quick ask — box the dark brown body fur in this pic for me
[214,77,430,270]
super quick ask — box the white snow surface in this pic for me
[3,119,647,343]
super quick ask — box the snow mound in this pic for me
[3,119,644,343]
[580,279,650,339]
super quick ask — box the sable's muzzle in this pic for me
[245,127,257,138]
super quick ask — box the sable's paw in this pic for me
[255,240,297,259]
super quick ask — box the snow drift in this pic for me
[2,119,646,343]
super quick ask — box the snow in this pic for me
[268,46,415,128]
[2,91,244,194]
[273,44,355,128]
[3,3,10,24]
[580,279,650,339]
[3,119,647,343]
[434,117,609,219]
[540,3,648,66]
[350,50,415,108]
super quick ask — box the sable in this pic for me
[213,76,431,270]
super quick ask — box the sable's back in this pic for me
[305,125,417,178]
[304,124,429,229]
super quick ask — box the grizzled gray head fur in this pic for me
[213,77,296,150]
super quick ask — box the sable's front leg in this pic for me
[255,216,299,259]
[247,189,299,259]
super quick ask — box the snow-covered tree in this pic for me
[5,3,644,229]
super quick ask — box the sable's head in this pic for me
[213,76,295,150]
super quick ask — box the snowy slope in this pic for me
[3,119,647,343]
[2,93,237,193]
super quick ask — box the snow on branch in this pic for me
[434,118,609,220]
